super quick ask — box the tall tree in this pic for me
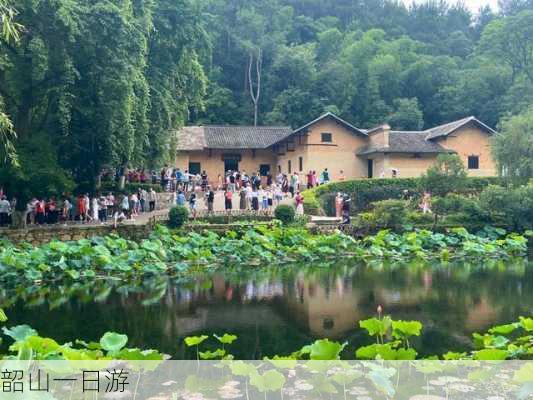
[493,108,533,184]
[478,11,533,83]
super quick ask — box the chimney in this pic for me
[382,123,391,148]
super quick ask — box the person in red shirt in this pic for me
[35,199,46,225]
[306,171,313,189]
[77,194,86,222]
[224,189,233,211]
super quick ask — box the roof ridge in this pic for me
[292,112,366,136]
[390,130,425,134]
[423,116,474,133]
[204,125,291,128]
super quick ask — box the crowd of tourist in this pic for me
[0,187,159,228]
[1,165,418,228]
[168,167,339,217]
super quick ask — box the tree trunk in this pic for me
[119,165,128,190]
[248,48,262,126]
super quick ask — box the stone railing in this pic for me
[0,223,153,246]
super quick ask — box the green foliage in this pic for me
[298,339,346,360]
[214,333,238,345]
[194,214,272,224]
[421,154,468,196]
[249,369,286,392]
[2,0,532,200]
[0,225,526,286]
[308,177,500,215]
[274,205,295,225]
[0,0,208,193]
[100,332,128,354]
[387,98,424,130]
[479,184,533,231]
[0,135,75,209]
[184,335,208,347]
[168,206,189,228]
[493,108,533,185]
[0,326,165,360]
[371,199,408,229]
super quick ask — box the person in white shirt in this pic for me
[140,189,148,212]
[148,188,157,212]
[84,194,91,222]
[91,197,99,222]
[0,196,11,227]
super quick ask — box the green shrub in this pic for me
[168,206,189,228]
[372,199,408,229]
[274,205,296,225]
[479,184,533,231]
[420,154,468,196]
[304,176,500,216]
[195,214,272,224]
[301,190,322,215]
[406,211,434,225]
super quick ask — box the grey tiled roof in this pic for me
[176,126,206,151]
[425,116,496,140]
[176,125,293,150]
[357,131,453,155]
[204,126,293,149]
[358,116,495,155]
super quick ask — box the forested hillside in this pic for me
[197,0,533,130]
[1,0,532,196]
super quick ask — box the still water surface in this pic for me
[2,260,532,359]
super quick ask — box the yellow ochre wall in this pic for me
[384,154,439,178]
[176,149,277,184]
[175,122,497,183]
[437,126,497,177]
[277,119,368,180]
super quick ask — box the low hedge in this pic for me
[195,213,273,224]
[303,177,502,216]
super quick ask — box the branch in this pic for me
[255,48,261,104]
[248,51,256,104]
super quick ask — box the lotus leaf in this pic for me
[184,335,208,347]
[3,325,38,342]
[249,369,285,392]
[100,332,128,353]
[473,349,508,360]
[214,333,237,345]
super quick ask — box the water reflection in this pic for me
[1,259,532,359]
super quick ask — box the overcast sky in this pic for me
[404,0,500,12]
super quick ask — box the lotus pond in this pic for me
[1,257,532,359]
[0,225,531,359]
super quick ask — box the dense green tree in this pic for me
[2,0,533,198]
[387,98,424,130]
[0,0,208,195]
[493,108,533,185]
[478,10,533,83]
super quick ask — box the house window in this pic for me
[259,164,270,176]
[321,132,332,143]
[468,155,479,170]
[288,160,292,174]
[189,162,201,175]
[298,156,303,172]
